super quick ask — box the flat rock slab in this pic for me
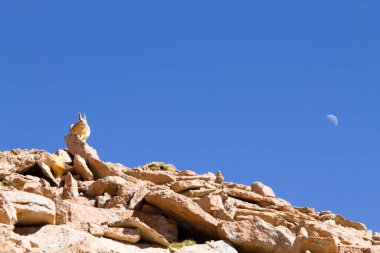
[2,190,55,226]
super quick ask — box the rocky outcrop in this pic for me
[0,131,378,253]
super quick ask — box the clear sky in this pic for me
[1,1,380,231]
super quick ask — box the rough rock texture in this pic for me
[0,130,378,253]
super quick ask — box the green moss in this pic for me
[170,239,197,249]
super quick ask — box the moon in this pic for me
[326,114,338,126]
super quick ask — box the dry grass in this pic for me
[170,239,197,249]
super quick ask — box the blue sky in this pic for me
[1,1,380,231]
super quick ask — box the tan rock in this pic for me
[171,179,207,193]
[104,227,141,243]
[87,223,104,237]
[215,170,224,184]
[42,154,73,178]
[251,181,275,198]
[86,176,128,197]
[179,240,237,253]
[87,157,136,181]
[222,182,251,191]
[26,225,170,253]
[0,193,17,225]
[65,135,100,161]
[96,195,110,208]
[291,236,340,253]
[299,227,309,237]
[196,195,234,221]
[37,161,59,186]
[128,183,150,210]
[217,218,294,253]
[0,149,50,178]
[334,214,367,231]
[177,170,198,176]
[181,188,217,198]
[140,204,162,215]
[55,149,73,164]
[2,174,56,199]
[373,233,380,241]
[62,173,79,199]
[2,190,55,226]
[110,217,170,247]
[73,154,94,181]
[105,196,128,209]
[54,199,133,230]
[133,210,178,242]
[225,188,290,207]
[125,169,175,185]
[144,188,219,239]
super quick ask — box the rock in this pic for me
[171,179,207,193]
[2,174,56,199]
[110,217,170,247]
[223,182,251,191]
[215,171,224,184]
[104,227,141,243]
[179,240,237,253]
[2,190,55,226]
[65,135,100,161]
[42,154,73,178]
[141,162,177,172]
[87,223,104,237]
[217,218,294,253]
[373,233,380,241]
[36,161,59,186]
[177,170,198,176]
[54,199,133,230]
[61,173,79,199]
[73,154,94,181]
[0,193,18,225]
[299,227,309,237]
[0,149,50,178]
[140,204,162,215]
[291,236,340,253]
[181,188,217,198]
[96,195,110,208]
[145,188,219,239]
[251,181,275,198]
[88,157,135,181]
[196,195,234,221]
[26,225,170,253]
[133,211,178,242]
[86,176,128,197]
[55,149,73,164]
[334,214,367,231]
[225,188,290,207]
[105,196,128,209]
[125,169,175,185]
[128,183,150,210]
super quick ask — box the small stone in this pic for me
[250,181,275,198]
[61,173,79,199]
[73,155,94,181]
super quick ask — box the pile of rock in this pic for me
[0,135,379,253]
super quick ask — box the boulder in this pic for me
[64,135,100,161]
[217,218,294,253]
[26,225,170,253]
[104,227,141,243]
[36,161,59,186]
[196,195,234,221]
[171,179,207,193]
[133,210,178,242]
[2,174,56,199]
[86,176,128,197]
[225,188,290,207]
[61,173,79,199]
[251,181,275,198]
[0,193,17,225]
[125,170,175,185]
[0,149,50,178]
[73,154,94,181]
[144,189,219,239]
[2,190,55,226]
[179,240,237,253]
[110,217,170,247]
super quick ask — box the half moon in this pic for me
[326,114,338,126]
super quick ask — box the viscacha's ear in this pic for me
[78,112,82,121]
[83,113,87,120]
